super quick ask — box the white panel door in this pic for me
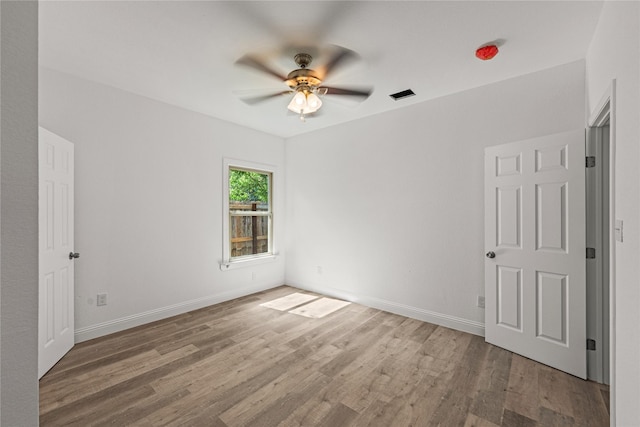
[485,130,586,379]
[39,128,75,379]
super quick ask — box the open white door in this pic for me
[39,128,76,379]
[484,130,586,379]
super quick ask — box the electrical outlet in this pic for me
[477,296,485,309]
[97,293,107,306]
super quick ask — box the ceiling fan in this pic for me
[236,46,372,121]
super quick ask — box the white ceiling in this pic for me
[39,1,604,138]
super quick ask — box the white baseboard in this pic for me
[74,282,281,343]
[75,281,485,343]
[288,281,485,337]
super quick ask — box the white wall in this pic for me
[285,61,585,334]
[586,2,640,425]
[0,1,39,425]
[39,68,286,341]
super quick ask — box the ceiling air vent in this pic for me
[389,89,415,101]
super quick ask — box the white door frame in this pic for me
[585,119,609,383]
[587,80,616,425]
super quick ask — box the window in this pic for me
[221,159,275,269]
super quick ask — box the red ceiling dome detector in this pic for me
[476,44,499,61]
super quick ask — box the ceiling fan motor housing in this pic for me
[285,53,322,90]
[285,69,322,90]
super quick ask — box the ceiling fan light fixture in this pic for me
[287,91,307,113]
[306,92,322,112]
[293,91,306,107]
[287,89,322,116]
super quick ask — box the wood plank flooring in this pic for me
[40,286,610,426]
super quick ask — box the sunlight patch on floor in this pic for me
[259,292,319,311]
[260,293,351,318]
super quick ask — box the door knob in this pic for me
[486,251,496,259]
[69,252,80,260]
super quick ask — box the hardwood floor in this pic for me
[40,286,610,426]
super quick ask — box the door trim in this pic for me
[587,80,616,425]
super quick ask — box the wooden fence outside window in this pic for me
[230,202,269,257]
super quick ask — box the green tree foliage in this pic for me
[229,169,269,202]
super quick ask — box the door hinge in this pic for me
[587,339,596,351]
[586,156,596,168]
[586,247,596,259]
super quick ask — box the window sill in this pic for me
[219,254,278,271]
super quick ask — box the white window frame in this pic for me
[220,158,277,270]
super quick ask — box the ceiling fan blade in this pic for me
[323,86,373,99]
[239,91,291,105]
[236,54,288,81]
[318,46,358,80]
